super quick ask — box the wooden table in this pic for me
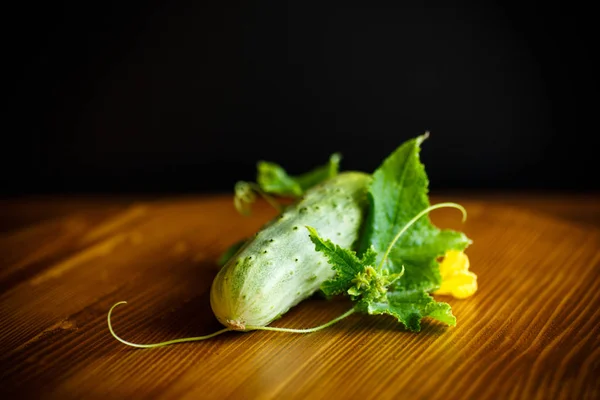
[1,193,599,399]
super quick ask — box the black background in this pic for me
[4,1,597,195]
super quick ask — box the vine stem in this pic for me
[248,182,284,213]
[108,301,355,348]
[246,308,355,333]
[107,301,232,348]
[377,202,467,272]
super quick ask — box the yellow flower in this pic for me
[434,250,477,299]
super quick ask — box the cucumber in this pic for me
[210,171,371,330]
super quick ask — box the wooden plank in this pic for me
[0,196,598,399]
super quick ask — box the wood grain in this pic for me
[0,194,599,399]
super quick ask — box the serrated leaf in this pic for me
[360,134,471,292]
[306,226,376,296]
[367,290,456,332]
[390,229,471,292]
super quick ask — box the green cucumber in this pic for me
[210,171,371,330]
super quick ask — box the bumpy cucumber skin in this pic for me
[210,172,370,330]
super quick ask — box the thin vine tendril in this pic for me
[107,301,232,348]
[108,301,355,348]
[248,182,283,213]
[246,308,355,333]
[234,181,283,215]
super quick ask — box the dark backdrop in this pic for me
[4,1,597,195]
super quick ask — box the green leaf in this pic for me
[256,162,303,197]
[306,226,376,296]
[359,133,471,291]
[367,290,456,332]
[389,229,470,292]
[307,226,404,305]
[257,153,341,197]
[352,134,469,331]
